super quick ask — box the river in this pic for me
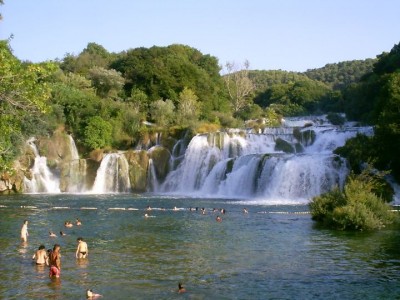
[1,194,400,299]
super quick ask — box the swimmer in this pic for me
[48,244,61,278]
[20,220,29,242]
[60,231,66,236]
[216,216,222,222]
[213,208,218,212]
[144,213,150,218]
[173,206,179,211]
[76,218,82,226]
[76,237,88,259]
[178,283,186,294]
[220,208,226,214]
[146,205,152,211]
[49,231,57,238]
[32,245,48,265]
[86,289,102,298]
[64,221,73,228]
[243,208,249,214]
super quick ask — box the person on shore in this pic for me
[48,244,61,278]
[49,231,57,237]
[20,220,29,242]
[76,237,88,259]
[178,283,186,293]
[32,245,48,265]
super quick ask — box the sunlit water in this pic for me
[1,194,400,299]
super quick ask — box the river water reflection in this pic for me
[0,194,399,299]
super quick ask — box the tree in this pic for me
[0,41,55,171]
[88,67,124,98]
[176,87,200,124]
[223,60,255,113]
[83,116,113,149]
[150,99,175,127]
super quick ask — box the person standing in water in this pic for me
[32,245,48,265]
[20,220,29,242]
[48,244,61,278]
[76,237,88,259]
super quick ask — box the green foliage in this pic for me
[150,99,175,127]
[88,67,124,98]
[0,40,55,171]
[176,87,201,125]
[60,42,113,75]
[110,44,228,119]
[83,116,113,150]
[304,59,376,90]
[326,113,345,125]
[334,134,374,174]
[310,170,396,231]
[254,79,331,114]
[340,41,400,181]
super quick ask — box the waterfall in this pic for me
[159,118,372,202]
[91,153,131,193]
[147,159,159,192]
[68,135,79,160]
[24,139,60,193]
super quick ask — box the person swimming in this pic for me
[178,283,186,293]
[86,289,102,298]
[49,231,57,237]
[216,216,222,222]
[60,231,66,236]
[243,208,249,214]
[76,218,82,226]
[64,221,73,228]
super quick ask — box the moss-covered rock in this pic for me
[293,128,316,147]
[274,138,295,153]
[148,146,171,181]
[36,129,75,165]
[124,150,149,192]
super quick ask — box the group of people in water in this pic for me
[20,206,250,296]
[21,218,96,297]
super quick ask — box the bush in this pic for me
[83,116,113,150]
[310,170,396,230]
[326,113,346,125]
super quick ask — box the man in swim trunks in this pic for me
[76,237,88,258]
[48,244,61,278]
[32,245,48,265]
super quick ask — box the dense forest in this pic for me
[1,31,399,185]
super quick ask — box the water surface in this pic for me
[0,194,399,299]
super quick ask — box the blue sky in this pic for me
[1,0,399,72]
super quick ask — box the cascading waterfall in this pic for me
[24,139,60,193]
[68,135,80,160]
[158,118,374,202]
[91,153,131,193]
